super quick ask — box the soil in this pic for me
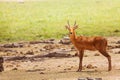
[0,37,120,80]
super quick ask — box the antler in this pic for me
[67,20,70,27]
[73,21,78,29]
[74,21,76,26]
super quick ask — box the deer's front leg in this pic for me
[77,50,84,72]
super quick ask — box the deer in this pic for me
[65,21,112,72]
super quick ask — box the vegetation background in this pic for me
[0,0,120,43]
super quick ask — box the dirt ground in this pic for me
[0,37,120,80]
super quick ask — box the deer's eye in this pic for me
[70,32,72,34]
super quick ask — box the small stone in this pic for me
[64,69,66,70]
[87,77,95,80]
[117,40,120,44]
[40,72,45,74]
[78,78,87,80]
[74,52,78,56]
[95,78,102,80]
[67,68,71,70]
[43,44,54,50]
[20,51,23,54]
[16,64,21,67]
[12,67,18,70]
[115,45,120,48]
[59,37,71,45]
[26,51,34,55]
[94,53,100,56]
[71,66,74,68]
[86,64,94,69]
[84,55,88,57]
[6,65,14,68]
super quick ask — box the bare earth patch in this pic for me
[0,37,120,80]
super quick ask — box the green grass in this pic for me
[0,0,120,43]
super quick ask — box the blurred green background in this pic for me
[0,0,120,43]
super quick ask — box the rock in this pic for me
[115,51,120,54]
[86,64,94,69]
[26,50,34,55]
[40,48,46,51]
[64,69,66,70]
[13,43,23,48]
[6,65,14,68]
[78,78,87,80]
[67,68,71,70]
[3,43,23,48]
[95,78,102,80]
[84,54,88,57]
[59,37,71,44]
[16,64,21,67]
[117,40,120,44]
[3,43,13,48]
[12,67,18,70]
[43,44,55,50]
[94,53,100,56]
[115,45,120,48]
[32,39,55,44]
[4,49,17,53]
[4,56,26,61]
[29,41,42,44]
[87,77,95,80]
[112,49,120,54]
[63,37,70,40]
[40,72,45,74]
[108,45,115,49]
[44,52,68,57]
[57,65,61,67]
[26,68,46,72]
[74,52,78,56]
[20,51,24,54]
[44,50,72,57]
[64,68,71,70]
[44,39,55,44]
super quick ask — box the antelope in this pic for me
[65,21,112,72]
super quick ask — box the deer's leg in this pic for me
[99,50,112,71]
[77,50,84,72]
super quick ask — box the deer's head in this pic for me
[65,21,78,36]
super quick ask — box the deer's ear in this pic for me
[65,25,70,30]
[73,25,78,30]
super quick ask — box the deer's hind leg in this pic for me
[99,50,112,71]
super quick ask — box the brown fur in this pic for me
[65,22,112,72]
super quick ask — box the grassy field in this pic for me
[0,0,120,43]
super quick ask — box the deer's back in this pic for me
[73,36,107,50]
